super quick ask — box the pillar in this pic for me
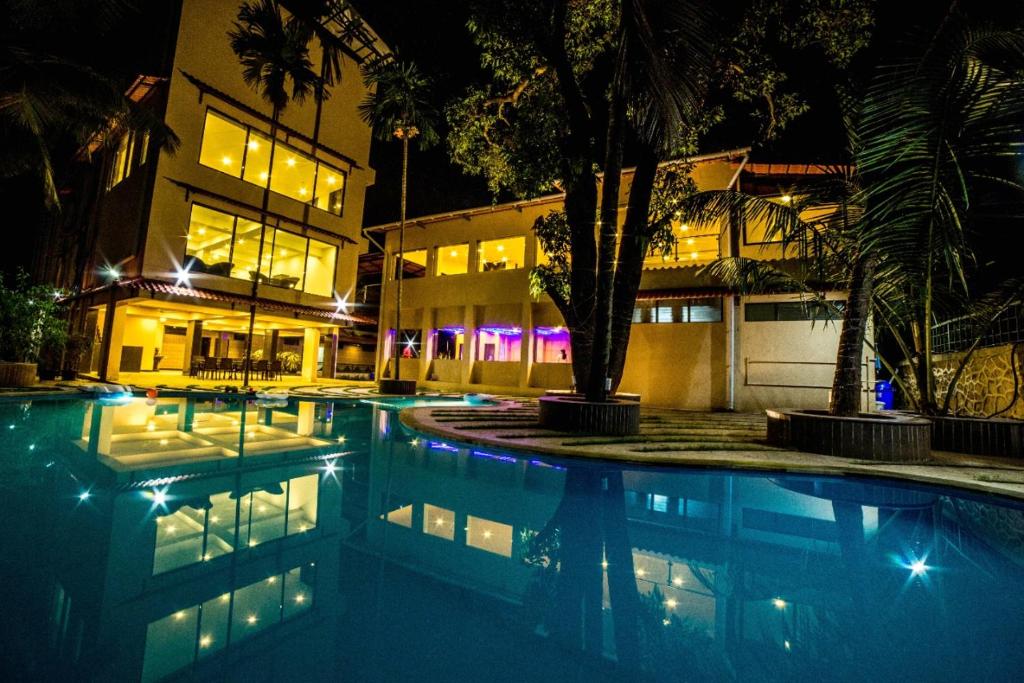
[322,328,339,379]
[262,329,279,362]
[461,305,476,386]
[100,304,127,382]
[518,302,534,389]
[181,320,204,376]
[301,328,321,382]
[419,310,433,383]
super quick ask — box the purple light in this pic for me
[438,326,465,334]
[478,326,522,336]
[535,326,570,337]
[472,450,518,463]
[428,441,460,453]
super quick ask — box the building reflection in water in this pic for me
[343,406,1024,681]
[20,396,362,682]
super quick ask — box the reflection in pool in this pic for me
[1,396,1023,681]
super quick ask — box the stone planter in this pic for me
[538,395,641,436]
[766,409,931,463]
[378,378,417,396]
[929,415,1023,458]
[0,362,38,388]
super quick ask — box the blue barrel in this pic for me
[874,380,894,410]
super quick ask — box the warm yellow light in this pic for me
[211,515,220,523]
[258,504,267,513]
[159,439,168,446]
[147,421,156,432]
[781,195,792,204]
[686,238,694,245]
[246,614,258,625]
[259,171,269,181]
[497,244,504,252]
[267,576,276,584]
[197,227,206,236]
[483,530,492,539]
[248,140,260,151]
[636,568,646,577]
[220,593,230,603]
[200,635,212,648]
[286,158,296,167]
[298,187,308,197]
[327,176,336,185]
[449,250,457,257]
[334,202,342,210]
[294,594,305,604]
[665,598,678,609]
[601,560,609,569]
[248,539,258,547]
[221,156,232,166]
[174,611,186,621]
[690,252,698,260]
[680,223,689,232]
[159,316,167,322]
[435,518,444,527]
[672,577,683,586]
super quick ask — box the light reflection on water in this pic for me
[0,396,1023,681]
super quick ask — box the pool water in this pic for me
[1,396,1023,682]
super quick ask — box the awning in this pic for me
[635,288,732,302]
[65,277,376,325]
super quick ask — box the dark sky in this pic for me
[352,0,1024,227]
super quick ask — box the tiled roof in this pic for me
[67,278,375,325]
[635,288,733,301]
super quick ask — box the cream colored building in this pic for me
[50,0,382,382]
[370,152,874,412]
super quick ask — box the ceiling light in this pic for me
[286,158,296,167]
[248,140,260,151]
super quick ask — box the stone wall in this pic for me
[900,343,1024,418]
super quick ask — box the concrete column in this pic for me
[301,328,321,382]
[322,328,339,379]
[262,329,279,362]
[461,305,476,386]
[419,309,433,383]
[181,320,204,376]
[519,302,534,389]
[101,304,127,382]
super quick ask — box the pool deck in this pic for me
[401,400,1024,502]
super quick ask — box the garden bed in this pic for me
[766,409,932,463]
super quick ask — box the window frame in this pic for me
[184,202,340,297]
[197,107,349,219]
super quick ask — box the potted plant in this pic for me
[0,271,68,387]
[62,334,91,380]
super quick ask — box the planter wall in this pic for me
[0,362,37,388]
[767,409,932,463]
[930,415,1023,458]
[379,378,417,396]
[538,395,641,436]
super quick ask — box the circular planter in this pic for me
[378,378,417,396]
[929,415,1023,458]
[538,395,641,436]
[544,389,641,402]
[0,362,37,388]
[766,409,931,463]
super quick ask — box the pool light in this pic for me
[773,598,787,609]
[910,559,928,576]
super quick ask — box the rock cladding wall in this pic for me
[900,343,1023,418]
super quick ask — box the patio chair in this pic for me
[203,356,217,379]
[189,356,205,377]
[218,357,234,380]
[254,359,269,381]
[269,274,300,289]
[269,359,283,380]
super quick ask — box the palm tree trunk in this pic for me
[392,134,410,381]
[830,253,876,416]
[586,92,626,402]
[242,106,279,386]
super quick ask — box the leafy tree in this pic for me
[0,271,67,364]
[359,58,439,383]
[448,0,872,402]
[230,0,325,386]
[685,18,1024,417]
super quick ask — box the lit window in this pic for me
[534,327,571,363]
[477,327,521,362]
[394,249,428,279]
[435,244,469,275]
[198,110,347,216]
[434,327,464,360]
[477,236,525,272]
[184,204,337,296]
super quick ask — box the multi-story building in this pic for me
[369,151,875,412]
[45,1,383,383]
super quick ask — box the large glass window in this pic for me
[107,130,149,190]
[478,236,525,271]
[184,204,337,297]
[534,327,571,363]
[394,249,428,279]
[477,327,521,361]
[199,110,347,217]
[436,244,469,275]
[434,327,464,359]
[644,220,720,269]
[744,300,843,322]
[633,298,723,324]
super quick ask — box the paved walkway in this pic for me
[401,400,1024,501]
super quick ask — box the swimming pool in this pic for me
[1,395,1022,681]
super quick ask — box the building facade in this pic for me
[45,0,382,383]
[370,152,874,412]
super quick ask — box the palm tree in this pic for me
[359,58,438,389]
[684,20,1024,417]
[230,0,324,386]
[0,0,177,206]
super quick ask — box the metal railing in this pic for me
[932,306,1024,355]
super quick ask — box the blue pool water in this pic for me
[1,395,1023,682]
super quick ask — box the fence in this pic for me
[932,306,1024,355]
